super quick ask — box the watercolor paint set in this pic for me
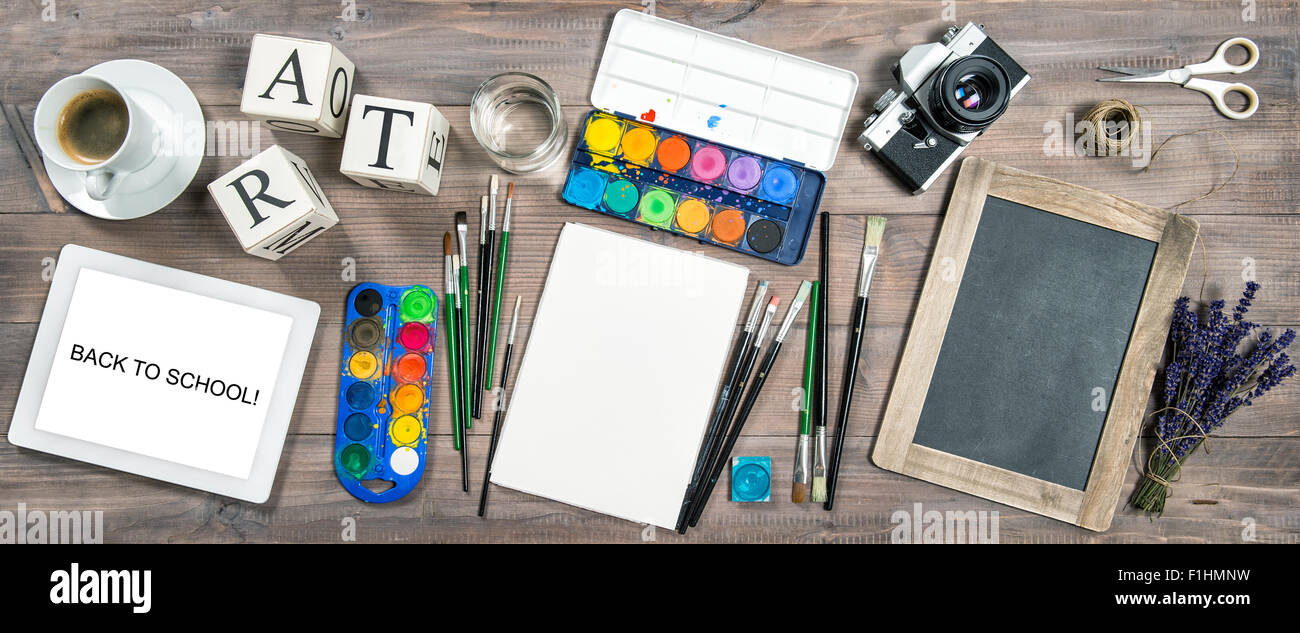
[334,283,438,502]
[560,9,858,265]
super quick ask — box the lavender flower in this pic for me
[1132,283,1294,517]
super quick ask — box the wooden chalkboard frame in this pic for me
[873,157,1198,531]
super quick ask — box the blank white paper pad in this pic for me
[489,223,749,528]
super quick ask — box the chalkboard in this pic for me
[911,195,1155,490]
[874,158,1198,531]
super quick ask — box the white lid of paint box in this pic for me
[591,9,859,172]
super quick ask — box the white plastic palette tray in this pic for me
[591,9,859,171]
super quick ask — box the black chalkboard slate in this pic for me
[910,195,1157,490]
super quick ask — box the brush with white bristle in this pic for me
[823,216,885,510]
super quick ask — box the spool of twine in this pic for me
[1082,98,1144,154]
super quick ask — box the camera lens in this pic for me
[954,73,990,110]
[929,55,1010,133]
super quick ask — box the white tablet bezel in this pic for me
[7,244,320,503]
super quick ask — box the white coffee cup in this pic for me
[34,73,159,201]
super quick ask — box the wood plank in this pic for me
[1,103,1295,217]
[0,1,1293,110]
[0,435,1293,543]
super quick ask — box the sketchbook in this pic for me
[489,223,750,528]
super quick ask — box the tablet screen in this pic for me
[33,268,295,480]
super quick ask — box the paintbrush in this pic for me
[472,182,495,420]
[682,292,777,531]
[443,233,464,454]
[793,280,819,503]
[451,250,469,490]
[479,295,522,518]
[456,211,472,437]
[689,281,811,527]
[483,182,513,398]
[675,280,769,533]
[824,216,886,510]
[812,215,830,503]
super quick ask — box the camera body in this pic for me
[858,23,1029,194]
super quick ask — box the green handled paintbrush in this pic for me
[483,182,513,394]
[457,211,472,434]
[443,233,463,452]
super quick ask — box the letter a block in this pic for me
[207,145,339,261]
[240,34,355,138]
[339,94,450,195]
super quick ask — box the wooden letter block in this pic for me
[240,34,355,138]
[207,145,339,261]
[339,94,450,195]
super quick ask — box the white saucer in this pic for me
[44,60,205,220]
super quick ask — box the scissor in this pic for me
[1098,37,1260,120]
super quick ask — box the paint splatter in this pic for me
[640,109,656,122]
[706,115,721,129]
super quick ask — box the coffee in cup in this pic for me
[57,88,129,165]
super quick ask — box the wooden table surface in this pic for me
[1,1,1296,543]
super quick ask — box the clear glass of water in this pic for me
[470,73,568,174]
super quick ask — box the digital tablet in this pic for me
[8,245,320,503]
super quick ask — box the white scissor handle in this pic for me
[1184,78,1259,119]
[1185,37,1260,75]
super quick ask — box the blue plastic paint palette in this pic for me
[334,283,438,502]
[562,9,858,266]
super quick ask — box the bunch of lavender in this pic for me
[1131,281,1295,516]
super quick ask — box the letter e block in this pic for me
[240,34,355,138]
[339,94,450,195]
[207,145,339,260]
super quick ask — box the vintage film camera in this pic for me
[858,23,1029,194]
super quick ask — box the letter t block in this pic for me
[207,145,340,261]
[339,94,450,195]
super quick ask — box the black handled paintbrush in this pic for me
[688,281,811,528]
[479,296,521,517]
[675,280,769,533]
[824,216,885,510]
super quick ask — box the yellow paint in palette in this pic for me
[348,350,378,379]
[620,127,658,163]
[584,116,623,153]
[390,414,423,446]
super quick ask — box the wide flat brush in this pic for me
[824,216,886,510]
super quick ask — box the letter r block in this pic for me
[240,34,355,138]
[207,145,340,261]
[339,94,450,196]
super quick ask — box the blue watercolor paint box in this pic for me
[334,283,438,503]
[560,9,858,265]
